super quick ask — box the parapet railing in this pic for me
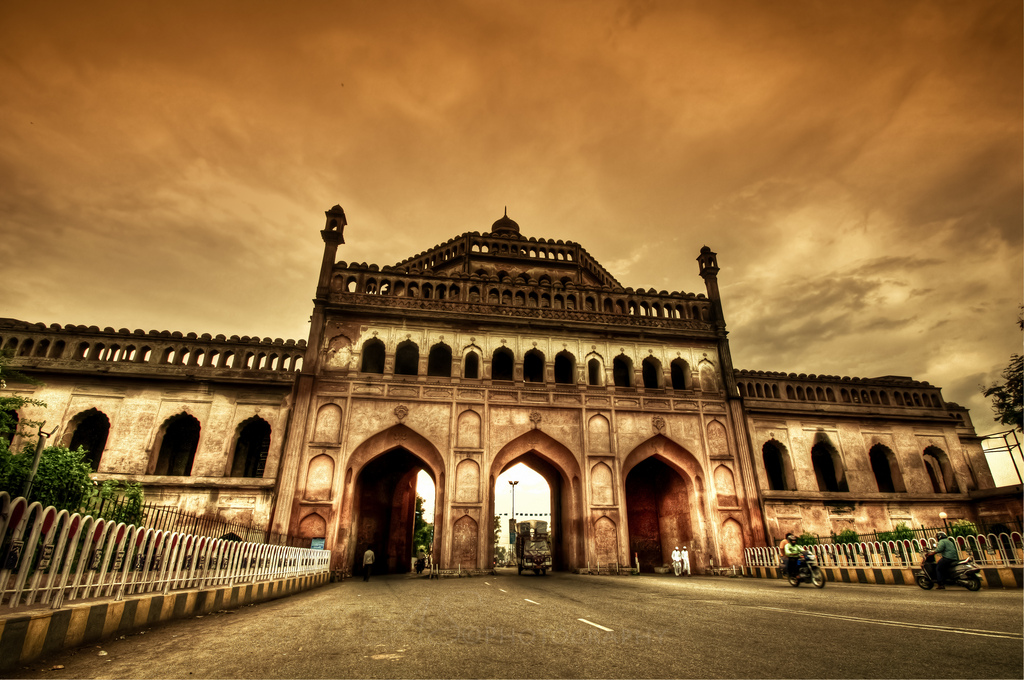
[745,533,1024,569]
[0,492,330,610]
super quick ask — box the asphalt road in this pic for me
[8,570,1023,679]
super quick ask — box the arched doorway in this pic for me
[622,436,708,573]
[488,430,584,572]
[339,425,445,576]
[352,447,432,575]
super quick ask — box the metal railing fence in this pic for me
[82,490,310,548]
[801,520,1023,547]
[746,531,1024,570]
[0,492,330,610]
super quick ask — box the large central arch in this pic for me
[622,435,709,573]
[336,424,445,575]
[488,430,584,571]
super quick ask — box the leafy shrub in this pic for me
[831,528,861,545]
[948,519,978,538]
[795,532,819,546]
[877,522,915,543]
[94,479,145,526]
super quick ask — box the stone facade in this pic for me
[2,205,1018,576]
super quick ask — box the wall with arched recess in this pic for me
[720,518,745,566]
[594,516,617,565]
[313,404,342,443]
[706,420,728,457]
[304,454,335,501]
[457,410,481,448]
[699,363,718,392]
[455,459,480,503]
[590,462,613,505]
[452,515,478,568]
[299,512,327,538]
[588,414,610,453]
[714,465,738,508]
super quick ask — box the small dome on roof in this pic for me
[491,208,520,236]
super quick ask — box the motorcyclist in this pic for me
[782,533,802,580]
[931,531,959,589]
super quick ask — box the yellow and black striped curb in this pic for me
[0,572,330,673]
[741,565,1022,588]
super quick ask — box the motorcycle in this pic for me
[787,548,826,588]
[915,552,982,591]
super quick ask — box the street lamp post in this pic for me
[509,480,519,524]
[509,480,519,561]
[939,511,949,533]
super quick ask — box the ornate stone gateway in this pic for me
[3,204,1010,577]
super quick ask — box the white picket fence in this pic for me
[0,492,331,609]
[745,532,1024,569]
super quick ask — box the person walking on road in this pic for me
[671,546,683,576]
[362,546,375,581]
[681,546,691,576]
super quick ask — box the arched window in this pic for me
[394,340,419,375]
[554,351,575,385]
[463,351,480,379]
[230,417,271,477]
[613,355,633,387]
[587,358,603,386]
[670,359,691,390]
[66,409,110,471]
[523,349,545,383]
[641,357,662,388]
[361,338,386,373]
[427,343,452,377]
[492,347,514,381]
[153,413,201,476]
[811,441,848,492]
[869,444,904,493]
[762,440,791,491]
[923,446,959,493]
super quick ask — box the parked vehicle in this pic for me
[916,553,982,591]
[515,520,552,576]
[787,548,826,588]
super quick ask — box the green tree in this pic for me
[493,514,502,544]
[0,351,45,458]
[0,444,93,513]
[983,354,1023,431]
[982,307,1024,431]
[412,495,432,554]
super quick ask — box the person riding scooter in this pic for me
[782,533,802,580]
[929,531,959,589]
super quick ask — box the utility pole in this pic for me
[22,422,58,498]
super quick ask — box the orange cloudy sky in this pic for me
[1,1,1021,441]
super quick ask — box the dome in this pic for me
[491,208,520,236]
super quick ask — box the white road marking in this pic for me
[753,606,1024,640]
[484,582,491,586]
[524,599,540,605]
[498,589,507,593]
[578,618,613,631]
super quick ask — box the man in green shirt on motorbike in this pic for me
[931,531,959,589]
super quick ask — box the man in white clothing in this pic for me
[671,546,683,576]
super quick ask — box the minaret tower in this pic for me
[272,205,346,538]
[697,245,737,396]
